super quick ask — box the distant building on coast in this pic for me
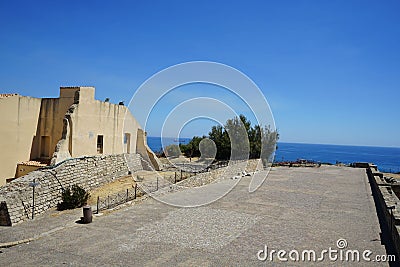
[0,86,160,185]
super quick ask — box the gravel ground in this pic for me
[119,207,259,251]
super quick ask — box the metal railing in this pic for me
[96,184,138,213]
[95,160,231,213]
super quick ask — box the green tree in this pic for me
[225,116,250,160]
[249,124,262,158]
[260,125,279,166]
[183,114,279,163]
[208,125,230,160]
[198,138,216,159]
[165,144,181,158]
[179,136,203,158]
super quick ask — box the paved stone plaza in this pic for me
[0,166,391,266]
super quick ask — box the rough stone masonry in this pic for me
[0,153,144,226]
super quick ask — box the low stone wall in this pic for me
[0,153,143,226]
[366,164,400,260]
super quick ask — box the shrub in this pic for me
[57,184,90,210]
[164,144,181,158]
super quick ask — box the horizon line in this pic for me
[147,136,400,149]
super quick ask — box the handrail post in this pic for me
[32,179,35,219]
[97,196,100,214]
[134,184,137,199]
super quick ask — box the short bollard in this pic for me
[81,205,92,224]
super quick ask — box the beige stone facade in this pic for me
[0,86,160,185]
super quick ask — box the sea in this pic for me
[147,137,400,173]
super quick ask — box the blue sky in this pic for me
[1,1,399,147]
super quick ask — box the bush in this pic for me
[164,144,181,158]
[57,184,90,210]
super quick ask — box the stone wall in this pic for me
[0,153,143,226]
[365,164,400,260]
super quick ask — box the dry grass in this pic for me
[87,176,136,205]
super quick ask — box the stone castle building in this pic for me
[0,86,160,186]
